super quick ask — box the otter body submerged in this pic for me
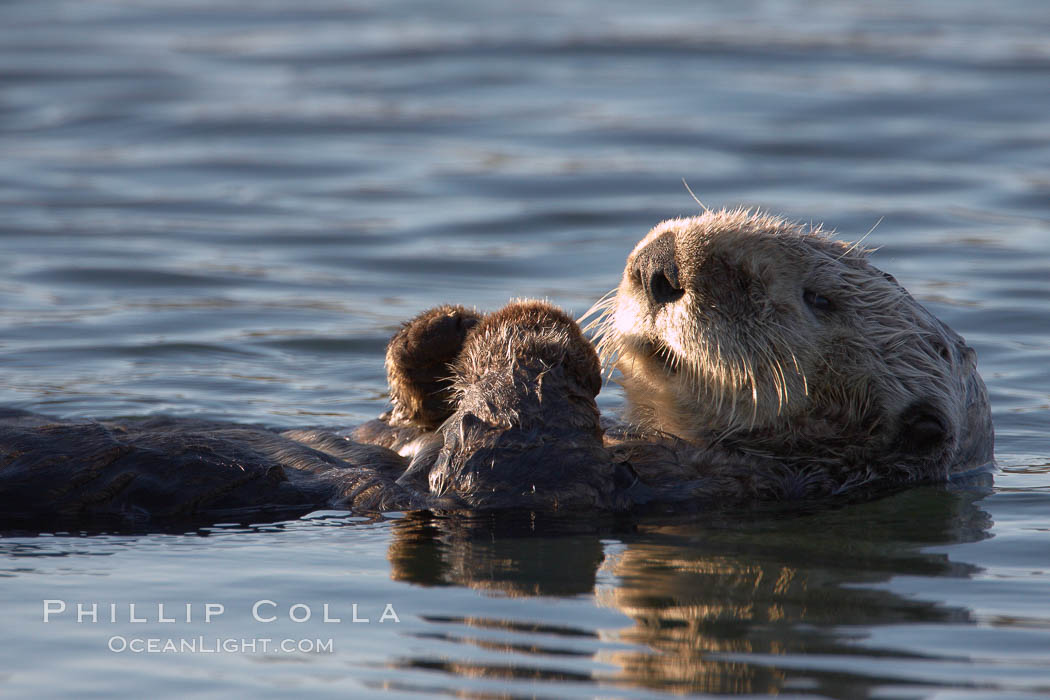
[0,210,994,528]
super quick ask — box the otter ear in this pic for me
[898,401,949,453]
[385,305,484,429]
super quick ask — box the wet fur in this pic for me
[398,302,633,510]
[0,302,626,526]
[582,208,994,492]
[0,210,995,526]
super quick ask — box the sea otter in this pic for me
[0,209,994,528]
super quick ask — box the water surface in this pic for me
[1,1,1049,697]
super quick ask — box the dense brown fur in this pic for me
[0,301,629,527]
[0,410,418,527]
[385,304,483,430]
[584,209,994,496]
[396,301,636,510]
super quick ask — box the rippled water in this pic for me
[1,1,1049,697]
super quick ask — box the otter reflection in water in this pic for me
[0,210,994,527]
[381,489,991,695]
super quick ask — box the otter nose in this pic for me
[631,232,684,306]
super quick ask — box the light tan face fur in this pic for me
[587,209,981,464]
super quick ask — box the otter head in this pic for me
[588,208,993,480]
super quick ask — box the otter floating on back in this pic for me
[0,209,993,528]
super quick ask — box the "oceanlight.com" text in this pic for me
[107,636,335,654]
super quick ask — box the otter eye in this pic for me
[803,289,834,312]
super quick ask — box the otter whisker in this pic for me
[578,288,618,331]
[761,345,788,414]
[836,216,884,261]
[681,177,711,214]
[743,354,760,430]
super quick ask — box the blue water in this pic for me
[1,1,1049,697]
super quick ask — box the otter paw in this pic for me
[453,300,602,399]
[385,304,483,429]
